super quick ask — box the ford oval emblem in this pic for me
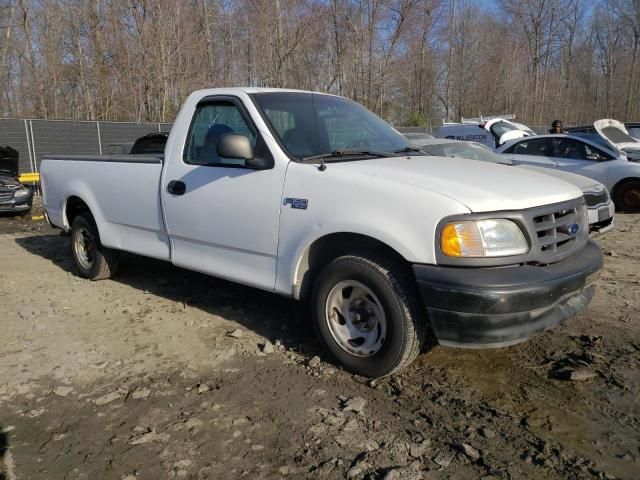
[568,223,579,235]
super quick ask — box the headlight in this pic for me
[440,219,529,257]
[13,187,31,198]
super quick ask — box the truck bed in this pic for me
[41,154,171,260]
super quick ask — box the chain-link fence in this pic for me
[0,119,173,173]
[1,119,553,174]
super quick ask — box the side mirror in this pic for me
[217,133,254,160]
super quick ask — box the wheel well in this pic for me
[612,177,640,197]
[295,232,410,300]
[65,196,91,227]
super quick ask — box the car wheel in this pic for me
[311,254,427,378]
[613,180,640,212]
[71,212,119,280]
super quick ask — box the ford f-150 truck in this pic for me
[41,88,603,378]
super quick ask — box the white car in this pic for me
[410,138,614,234]
[496,133,640,211]
[435,117,533,149]
[40,88,603,377]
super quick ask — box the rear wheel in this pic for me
[311,254,426,378]
[613,180,640,212]
[71,213,119,280]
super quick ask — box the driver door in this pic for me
[162,96,286,291]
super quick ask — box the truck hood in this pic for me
[594,119,640,159]
[329,155,583,212]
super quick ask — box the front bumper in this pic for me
[587,201,614,235]
[414,241,603,348]
[0,192,33,213]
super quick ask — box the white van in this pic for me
[435,118,533,149]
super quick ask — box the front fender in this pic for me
[273,162,471,297]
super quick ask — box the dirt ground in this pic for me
[0,200,638,480]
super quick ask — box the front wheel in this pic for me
[311,254,427,378]
[613,180,640,212]
[71,212,119,280]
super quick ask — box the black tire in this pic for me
[70,212,119,280]
[613,180,640,212]
[311,254,427,378]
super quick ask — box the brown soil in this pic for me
[0,200,638,479]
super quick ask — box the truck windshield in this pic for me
[251,92,411,160]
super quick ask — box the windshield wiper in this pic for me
[301,149,394,162]
[393,146,423,154]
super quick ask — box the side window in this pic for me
[507,138,548,156]
[584,143,613,161]
[546,138,588,160]
[184,101,257,166]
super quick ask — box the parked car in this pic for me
[0,146,33,215]
[496,133,640,211]
[403,132,434,141]
[624,122,640,141]
[105,142,135,155]
[565,119,640,161]
[129,132,169,155]
[565,122,640,140]
[409,138,614,234]
[435,117,533,149]
[41,88,602,378]
[106,132,169,156]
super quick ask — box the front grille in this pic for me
[583,189,609,207]
[529,200,588,264]
[0,191,14,202]
[436,197,589,267]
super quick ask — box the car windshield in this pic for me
[251,92,412,160]
[419,141,512,165]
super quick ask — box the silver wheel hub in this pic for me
[73,225,95,270]
[325,280,386,357]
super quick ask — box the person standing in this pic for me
[549,120,565,134]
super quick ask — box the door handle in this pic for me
[167,180,186,195]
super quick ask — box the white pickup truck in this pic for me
[41,88,603,378]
